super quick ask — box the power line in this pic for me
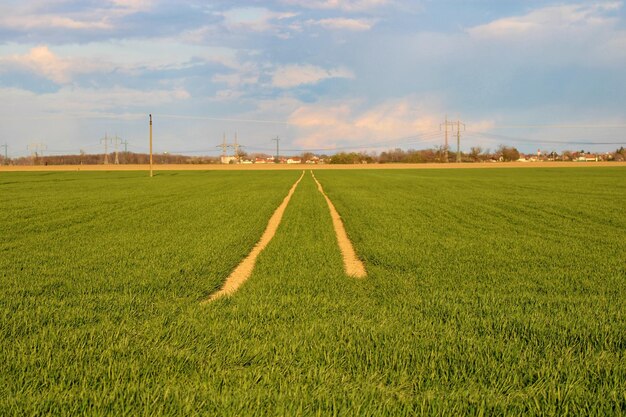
[155,113,291,125]
[466,130,625,146]
[475,124,626,129]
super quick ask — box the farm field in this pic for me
[1,167,625,415]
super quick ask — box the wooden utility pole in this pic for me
[149,114,153,177]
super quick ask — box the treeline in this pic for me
[4,152,220,166]
[2,146,624,166]
[329,146,522,164]
[328,146,626,164]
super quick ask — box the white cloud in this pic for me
[0,0,152,32]
[464,1,626,69]
[212,89,244,101]
[0,85,189,116]
[306,17,374,31]
[0,15,112,30]
[288,97,447,149]
[468,2,622,38]
[220,7,297,32]
[57,86,190,111]
[272,64,354,88]
[212,72,259,88]
[281,0,390,11]
[0,45,104,84]
[0,84,190,156]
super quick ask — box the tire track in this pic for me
[311,171,367,278]
[203,171,305,302]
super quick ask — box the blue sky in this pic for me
[1,0,625,157]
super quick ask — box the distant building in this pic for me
[220,155,237,164]
[577,154,598,162]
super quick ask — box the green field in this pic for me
[1,168,625,416]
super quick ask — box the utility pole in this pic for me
[149,114,153,177]
[439,115,454,162]
[272,136,280,163]
[1,143,7,165]
[101,133,112,164]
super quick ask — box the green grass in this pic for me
[314,167,626,415]
[1,168,625,415]
[0,170,301,415]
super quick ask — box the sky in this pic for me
[1,0,625,157]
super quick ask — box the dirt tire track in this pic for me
[311,171,366,278]
[203,171,305,303]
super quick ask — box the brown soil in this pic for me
[311,171,366,278]
[203,171,305,303]
[2,161,624,172]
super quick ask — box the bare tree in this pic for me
[470,146,483,162]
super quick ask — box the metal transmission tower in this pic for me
[28,143,47,157]
[100,133,113,164]
[454,120,466,163]
[120,139,129,163]
[217,133,229,157]
[216,133,234,163]
[440,117,465,162]
[1,143,7,165]
[232,132,245,162]
[439,115,454,162]
[215,133,247,163]
[272,136,280,163]
[27,143,47,164]
[112,135,122,164]
[233,132,240,161]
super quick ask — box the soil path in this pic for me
[203,171,305,302]
[311,171,366,278]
